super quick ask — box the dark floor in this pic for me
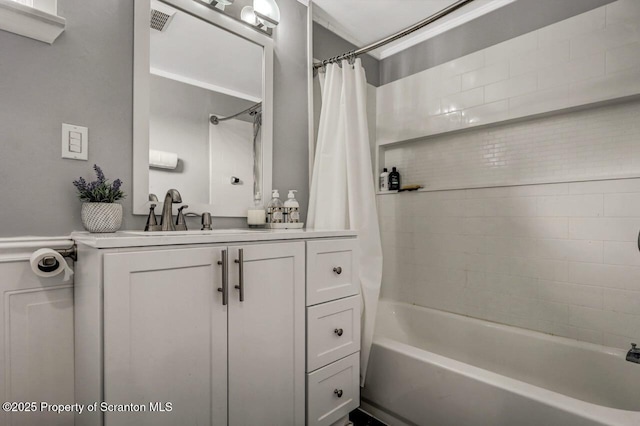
[349,408,388,426]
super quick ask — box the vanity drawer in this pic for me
[307,239,359,306]
[307,295,361,372]
[307,353,360,426]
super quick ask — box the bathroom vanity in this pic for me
[73,229,359,426]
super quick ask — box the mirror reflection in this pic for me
[148,0,263,216]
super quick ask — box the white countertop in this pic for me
[72,229,357,249]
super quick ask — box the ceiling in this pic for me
[312,0,516,60]
[150,0,263,102]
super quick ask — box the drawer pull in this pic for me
[334,389,343,398]
[333,266,343,275]
[334,328,344,337]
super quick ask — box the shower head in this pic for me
[150,1,176,32]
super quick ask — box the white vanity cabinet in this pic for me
[305,239,361,426]
[73,230,356,426]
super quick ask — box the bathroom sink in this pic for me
[119,229,272,236]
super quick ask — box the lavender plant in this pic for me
[73,164,125,203]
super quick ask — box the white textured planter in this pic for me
[81,203,123,233]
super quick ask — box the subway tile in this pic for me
[568,66,640,106]
[440,50,485,76]
[605,193,640,217]
[570,24,640,59]
[576,328,604,346]
[569,217,640,241]
[510,40,570,77]
[539,280,603,309]
[441,87,484,114]
[461,61,509,91]
[569,261,640,291]
[508,217,568,239]
[603,241,640,266]
[606,0,640,26]
[538,7,606,47]
[537,301,570,324]
[485,72,537,103]
[462,100,509,127]
[484,31,538,64]
[508,183,569,197]
[570,179,640,195]
[508,85,570,119]
[537,194,603,217]
[537,53,605,91]
[606,42,640,74]
[603,332,640,350]
[569,305,607,331]
[536,239,603,263]
[484,197,538,217]
[603,288,640,314]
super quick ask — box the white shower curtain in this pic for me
[308,58,382,386]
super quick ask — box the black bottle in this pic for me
[389,167,401,190]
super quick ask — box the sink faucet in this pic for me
[160,189,182,231]
[627,343,640,364]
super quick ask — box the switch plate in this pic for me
[62,123,88,160]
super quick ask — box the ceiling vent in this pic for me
[150,1,176,32]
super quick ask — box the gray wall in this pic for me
[380,0,616,85]
[272,0,310,223]
[313,22,380,87]
[0,0,308,237]
[149,75,254,204]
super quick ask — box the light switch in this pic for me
[62,123,88,160]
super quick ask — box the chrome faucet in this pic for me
[626,343,640,364]
[160,189,182,231]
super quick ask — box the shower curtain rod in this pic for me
[313,0,475,69]
[210,102,262,125]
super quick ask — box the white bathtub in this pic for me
[362,300,640,426]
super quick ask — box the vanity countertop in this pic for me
[72,229,357,249]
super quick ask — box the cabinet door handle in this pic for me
[234,248,244,302]
[334,328,344,337]
[334,389,343,398]
[217,250,228,306]
[333,266,342,275]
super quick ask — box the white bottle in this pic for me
[284,190,300,223]
[380,168,389,191]
[267,189,284,223]
[247,192,266,228]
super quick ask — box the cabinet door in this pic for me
[104,247,227,426]
[227,242,305,426]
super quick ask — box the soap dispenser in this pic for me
[284,190,300,223]
[267,189,284,224]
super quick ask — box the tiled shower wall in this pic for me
[383,99,640,190]
[379,178,640,348]
[376,0,640,349]
[376,0,640,145]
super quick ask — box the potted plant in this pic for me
[73,164,125,233]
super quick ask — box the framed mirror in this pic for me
[133,0,273,217]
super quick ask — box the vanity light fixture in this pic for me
[201,0,233,11]
[240,5,258,26]
[253,0,280,27]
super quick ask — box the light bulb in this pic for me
[240,6,257,26]
[253,0,280,28]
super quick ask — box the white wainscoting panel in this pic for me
[0,238,75,426]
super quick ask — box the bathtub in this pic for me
[361,300,640,426]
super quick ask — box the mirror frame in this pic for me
[133,0,273,216]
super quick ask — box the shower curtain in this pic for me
[307,58,382,386]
